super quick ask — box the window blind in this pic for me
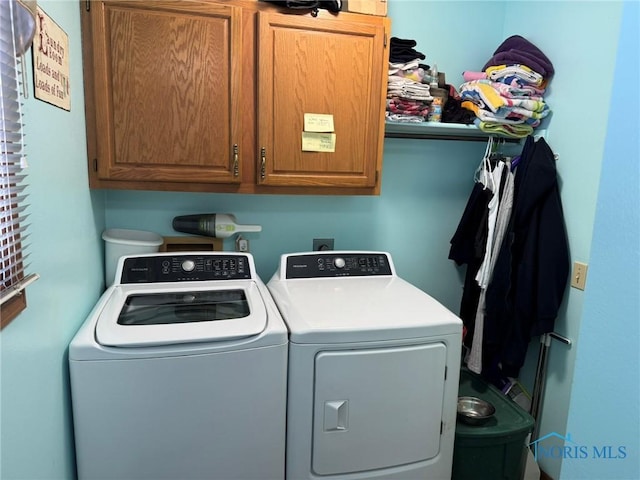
[1,0,38,307]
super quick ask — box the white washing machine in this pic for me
[69,252,288,480]
[267,252,462,480]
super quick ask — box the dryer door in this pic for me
[96,281,267,347]
[312,342,447,476]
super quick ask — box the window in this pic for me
[1,0,37,329]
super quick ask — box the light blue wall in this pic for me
[562,2,640,478]
[0,1,104,479]
[0,1,635,480]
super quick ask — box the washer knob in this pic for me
[181,259,196,272]
[334,257,346,269]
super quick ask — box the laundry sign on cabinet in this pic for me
[33,6,70,111]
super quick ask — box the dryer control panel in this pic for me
[285,253,393,279]
[120,254,252,284]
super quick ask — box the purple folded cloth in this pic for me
[483,35,554,78]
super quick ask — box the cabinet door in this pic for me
[257,12,388,189]
[90,1,242,184]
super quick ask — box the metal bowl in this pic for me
[457,396,496,425]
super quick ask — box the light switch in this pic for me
[571,262,588,290]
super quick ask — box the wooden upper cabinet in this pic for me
[89,1,242,184]
[82,1,390,194]
[257,11,388,189]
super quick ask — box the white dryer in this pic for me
[267,252,462,480]
[69,252,288,480]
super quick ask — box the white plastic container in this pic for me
[102,229,163,286]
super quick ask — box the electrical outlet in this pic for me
[571,261,588,290]
[235,236,249,252]
[313,238,334,251]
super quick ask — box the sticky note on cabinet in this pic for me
[302,132,336,152]
[304,113,335,133]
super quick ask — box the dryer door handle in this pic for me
[324,400,349,432]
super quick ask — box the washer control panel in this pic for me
[120,254,252,284]
[285,253,393,279]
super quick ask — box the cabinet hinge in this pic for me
[444,366,447,381]
[441,421,444,435]
[85,0,90,12]
[93,158,98,172]
[384,33,387,48]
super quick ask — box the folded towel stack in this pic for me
[386,38,432,123]
[459,35,553,138]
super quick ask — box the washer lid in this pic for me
[267,276,462,344]
[95,281,268,347]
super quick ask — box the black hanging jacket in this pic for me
[448,182,491,346]
[483,136,569,380]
